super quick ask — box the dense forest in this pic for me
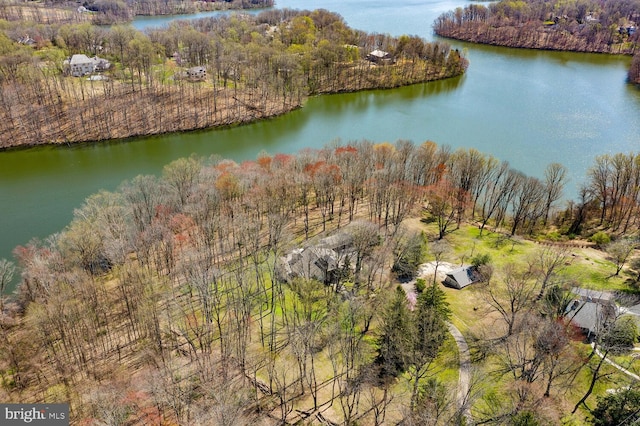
[0,0,274,25]
[0,9,467,149]
[1,140,639,424]
[433,0,640,83]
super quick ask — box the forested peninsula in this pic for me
[1,141,640,425]
[0,8,467,149]
[434,0,640,83]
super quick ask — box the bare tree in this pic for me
[477,161,518,235]
[121,174,167,234]
[425,177,460,240]
[448,148,487,224]
[345,221,380,285]
[509,174,544,236]
[542,162,567,225]
[605,238,638,277]
[148,363,197,424]
[85,384,133,426]
[429,240,451,285]
[162,156,202,208]
[588,155,612,226]
[527,246,570,300]
[535,319,581,397]
[482,264,538,337]
[572,311,633,414]
[0,259,15,311]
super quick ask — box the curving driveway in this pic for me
[447,322,473,422]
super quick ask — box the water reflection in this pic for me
[304,75,466,120]
[1,0,639,282]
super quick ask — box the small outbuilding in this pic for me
[443,266,482,289]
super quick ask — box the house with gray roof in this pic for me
[565,288,618,339]
[443,265,482,289]
[565,300,617,339]
[277,232,354,285]
[64,54,111,77]
[570,287,614,304]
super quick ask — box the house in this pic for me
[366,49,394,64]
[565,299,617,339]
[64,54,111,77]
[278,247,340,284]
[565,287,618,339]
[585,14,599,23]
[316,232,353,253]
[443,265,482,289]
[17,35,35,46]
[277,232,354,284]
[570,287,614,304]
[186,66,207,81]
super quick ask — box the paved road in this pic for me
[447,322,473,422]
[592,342,640,381]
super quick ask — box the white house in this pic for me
[64,54,111,77]
[366,49,394,64]
[186,66,207,81]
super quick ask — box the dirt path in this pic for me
[447,322,473,423]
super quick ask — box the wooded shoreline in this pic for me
[433,0,640,83]
[0,9,467,149]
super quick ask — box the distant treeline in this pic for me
[0,9,467,148]
[434,0,640,83]
[0,0,274,25]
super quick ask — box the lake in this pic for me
[0,0,638,289]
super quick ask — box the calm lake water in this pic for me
[0,0,639,287]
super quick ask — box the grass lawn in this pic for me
[406,220,640,424]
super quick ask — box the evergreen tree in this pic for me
[392,231,427,281]
[408,281,451,410]
[376,286,412,378]
[413,281,451,361]
[590,388,640,426]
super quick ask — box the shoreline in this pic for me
[0,103,302,153]
[0,67,466,152]
[436,32,637,57]
[432,2,639,82]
